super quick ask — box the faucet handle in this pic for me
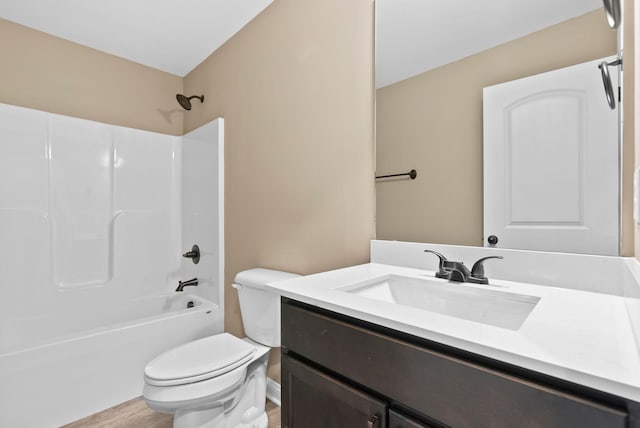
[424,250,450,279]
[182,244,200,264]
[470,256,503,284]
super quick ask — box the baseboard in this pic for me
[266,378,281,406]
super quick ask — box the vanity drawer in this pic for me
[389,409,433,428]
[281,301,628,428]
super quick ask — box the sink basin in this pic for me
[338,274,540,330]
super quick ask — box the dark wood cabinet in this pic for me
[282,298,635,428]
[389,410,432,428]
[282,353,386,428]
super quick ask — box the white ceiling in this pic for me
[377,0,604,88]
[0,0,606,84]
[0,0,273,77]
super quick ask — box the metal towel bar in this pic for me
[375,169,417,180]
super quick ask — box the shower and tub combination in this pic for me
[0,101,224,427]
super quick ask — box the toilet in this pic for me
[143,268,299,428]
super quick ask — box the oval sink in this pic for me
[338,274,540,330]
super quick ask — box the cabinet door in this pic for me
[389,409,433,428]
[282,354,386,428]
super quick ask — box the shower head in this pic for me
[176,94,205,111]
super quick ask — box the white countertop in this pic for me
[266,262,640,402]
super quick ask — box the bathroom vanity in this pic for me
[281,298,630,427]
[267,242,640,428]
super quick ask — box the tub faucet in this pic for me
[176,278,198,292]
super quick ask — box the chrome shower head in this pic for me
[176,94,204,111]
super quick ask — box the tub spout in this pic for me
[176,278,198,292]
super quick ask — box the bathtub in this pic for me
[0,292,221,427]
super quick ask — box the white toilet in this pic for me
[143,268,299,428]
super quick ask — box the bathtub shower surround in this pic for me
[181,119,225,306]
[0,103,180,313]
[0,103,224,427]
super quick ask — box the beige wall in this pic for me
[376,10,617,247]
[183,0,375,382]
[0,18,183,135]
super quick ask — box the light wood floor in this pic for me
[63,397,281,428]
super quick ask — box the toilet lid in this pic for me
[144,333,256,385]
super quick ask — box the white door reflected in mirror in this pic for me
[483,57,619,255]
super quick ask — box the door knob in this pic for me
[487,235,498,245]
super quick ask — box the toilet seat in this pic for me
[144,333,256,387]
[144,363,248,411]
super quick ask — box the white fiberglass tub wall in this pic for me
[181,119,225,306]
[0,103,224,427]
[0,103,182,337]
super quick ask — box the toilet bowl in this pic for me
[142,268,299,428]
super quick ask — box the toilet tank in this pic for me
[233,268,300,347]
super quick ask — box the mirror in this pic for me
[375,0,620,255]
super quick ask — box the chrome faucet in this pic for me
[176,277,198,292]
[424,250,502,284]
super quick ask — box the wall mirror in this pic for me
[375,0,621,256]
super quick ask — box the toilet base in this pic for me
[144,338,271,428]
[238,411,268,428]
[173,408,267,428]
[174,406,225,428]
